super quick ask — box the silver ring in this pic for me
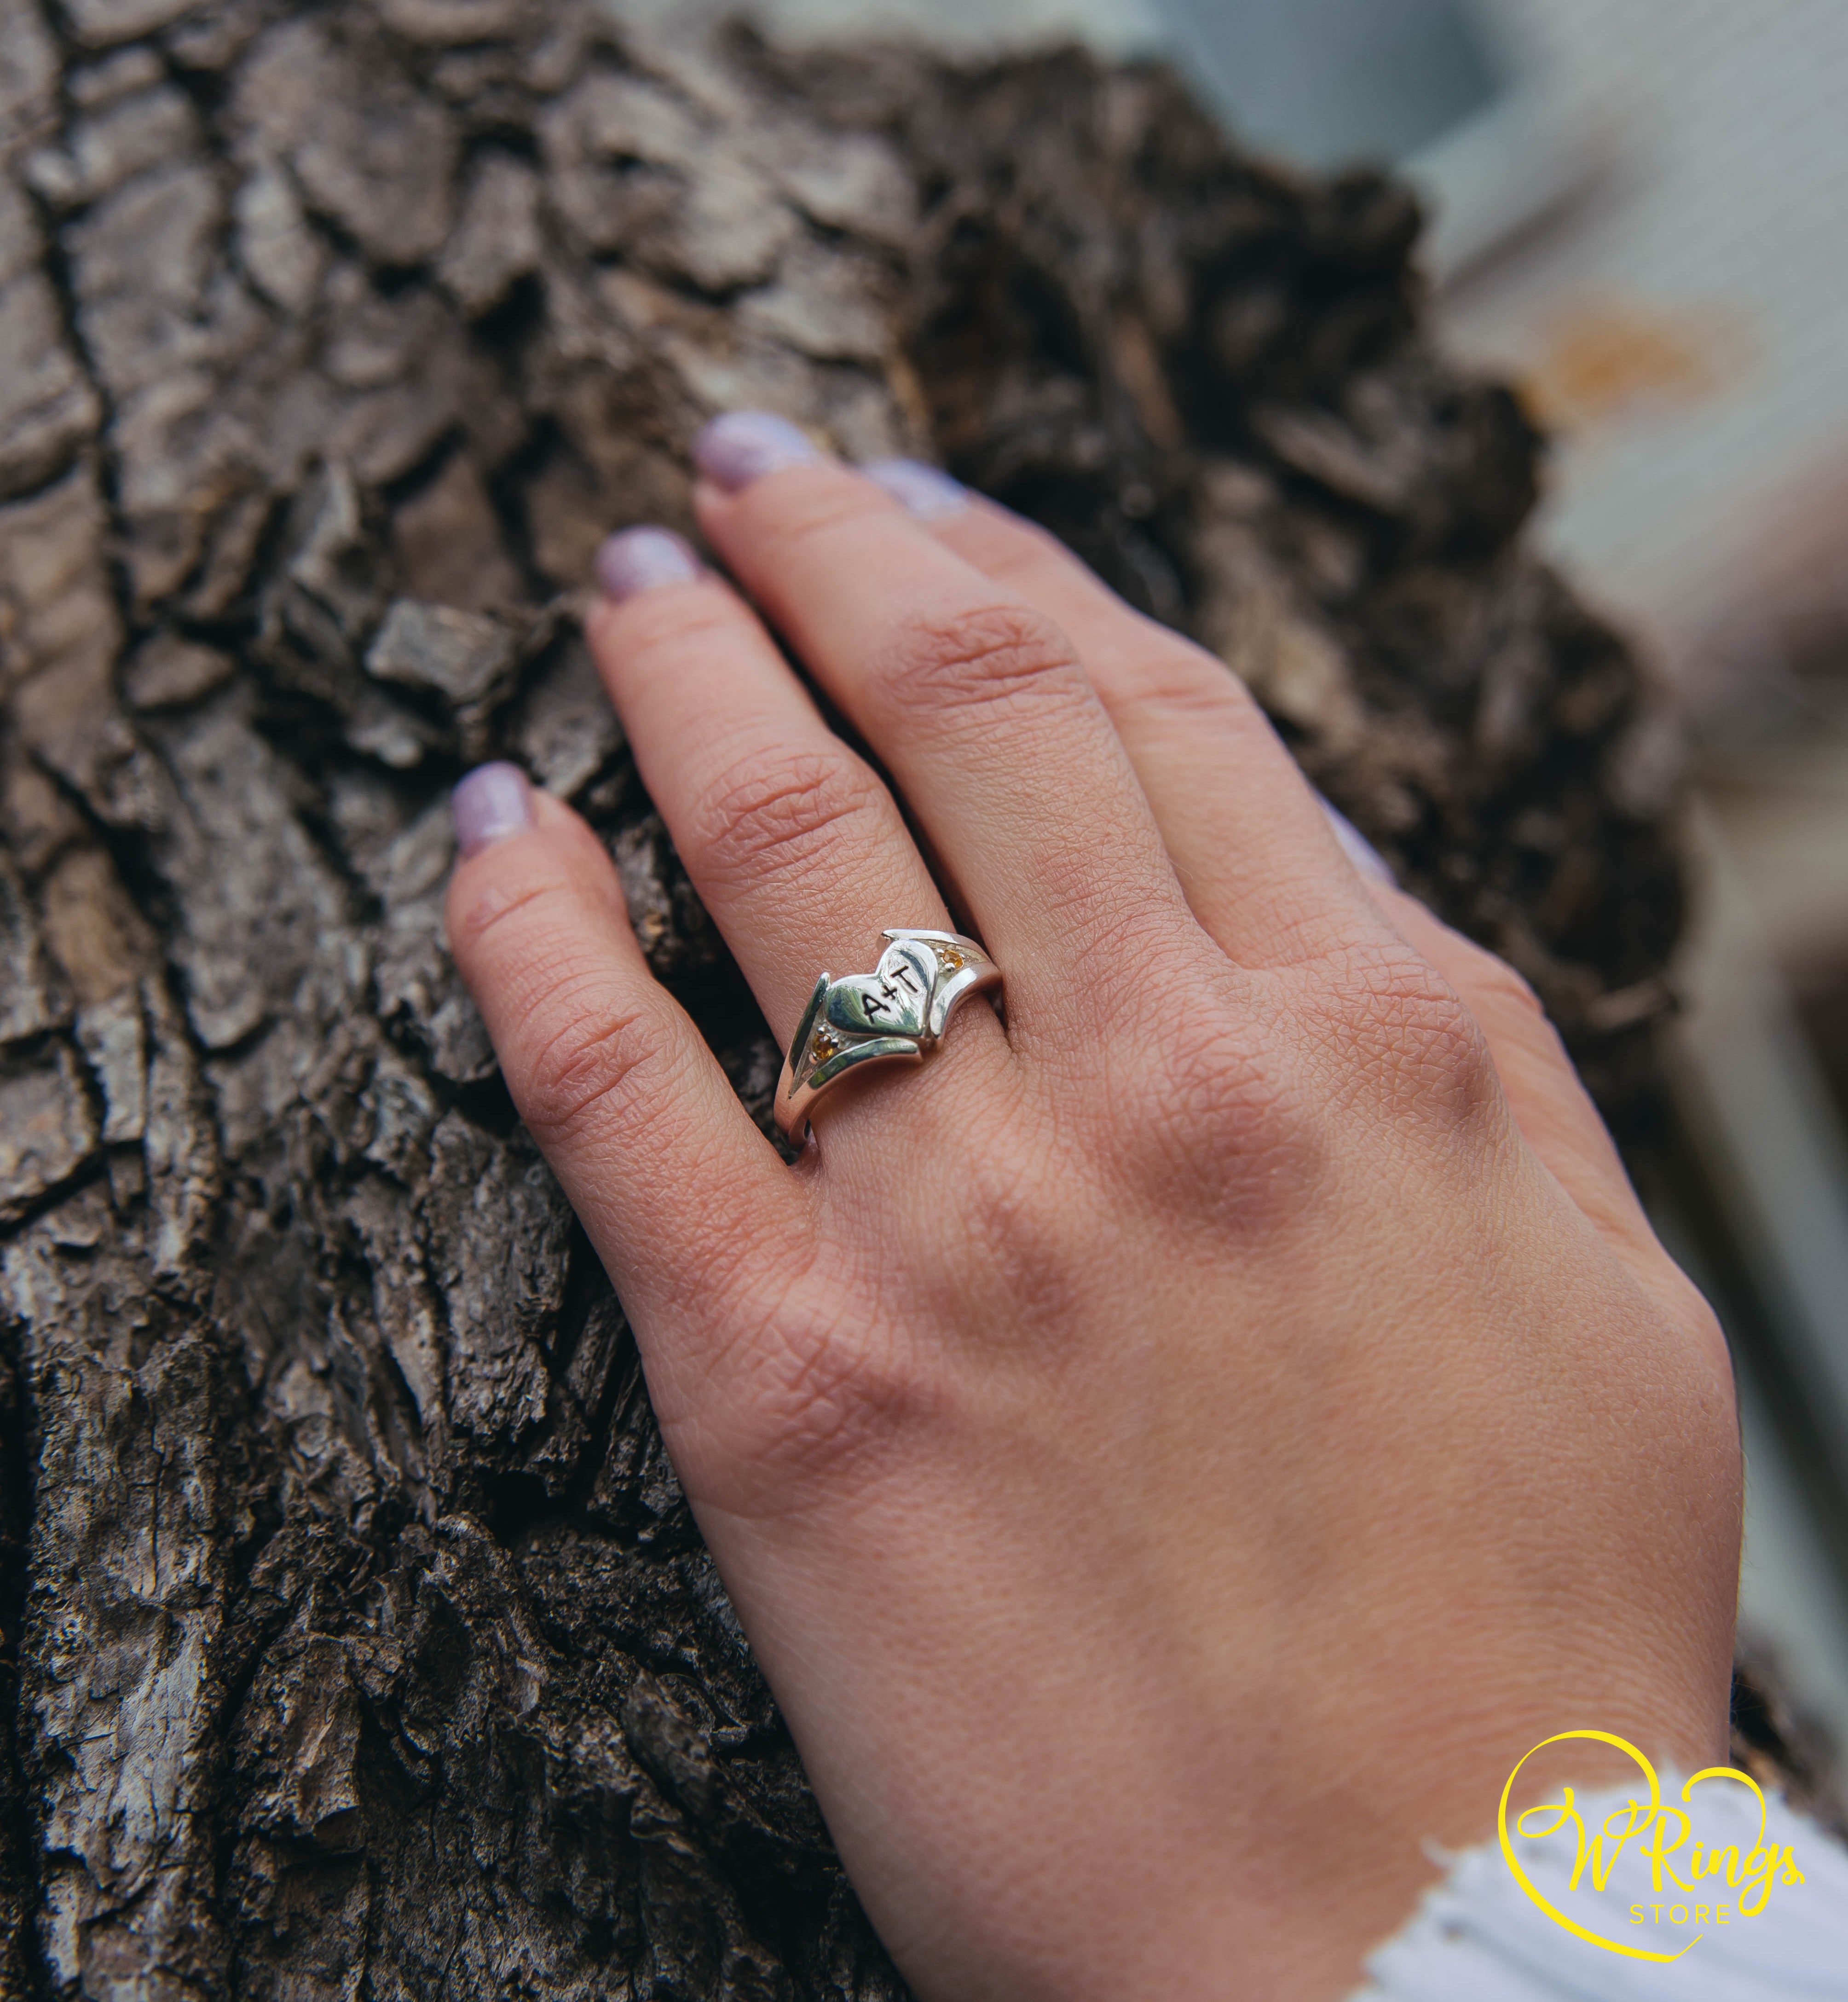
[774,929,1002,1141]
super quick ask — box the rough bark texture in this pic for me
[0,3,1784,1996]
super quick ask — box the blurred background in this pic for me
[651,0,1848,1753]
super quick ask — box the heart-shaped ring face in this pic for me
[824,939,936,1039]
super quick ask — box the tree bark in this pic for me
[0,3,1742,1996]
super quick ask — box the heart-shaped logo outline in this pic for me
[823,938,936,1040]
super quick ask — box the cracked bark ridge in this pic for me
[0,4,1722,1997]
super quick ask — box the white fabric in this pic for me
[1351,1778,1848,1999]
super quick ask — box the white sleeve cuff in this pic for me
[1351,1776,1848,1999]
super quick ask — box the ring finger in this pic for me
[583,527,1011,1147]
[692,419,1198,1046]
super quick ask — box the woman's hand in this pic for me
[445,415,1741,2001]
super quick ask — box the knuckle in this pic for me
[446,827,629,977]
[1120,1004,1318,1226]
[877,600,1084,721]
[618,590,740,661]
[1315,941,1500,1120]
[1114,641,1255,728]
[516,992,675,1149]
[449,868,571,965]
[940,1132,1092,1330]
[722,1283,936,1488]
[1155,1019,1299,1151]
[687,749,890,894]
[769,478,887,550]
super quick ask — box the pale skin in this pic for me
[445,441,1743,1999]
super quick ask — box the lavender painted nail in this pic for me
[594,526,702,602]
[863,457,969,521]
[453,762,534,858]
[1320,797,1394,885]
[693,411,824,491]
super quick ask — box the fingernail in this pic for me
[594,526,702,603]
[1320,797,1394,885]
[453,762,534,858]
[694,411,825,492]
[864,457,969,521]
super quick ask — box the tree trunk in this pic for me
[0,3,1727,1996]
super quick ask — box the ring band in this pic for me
[774,929,1002,1141]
